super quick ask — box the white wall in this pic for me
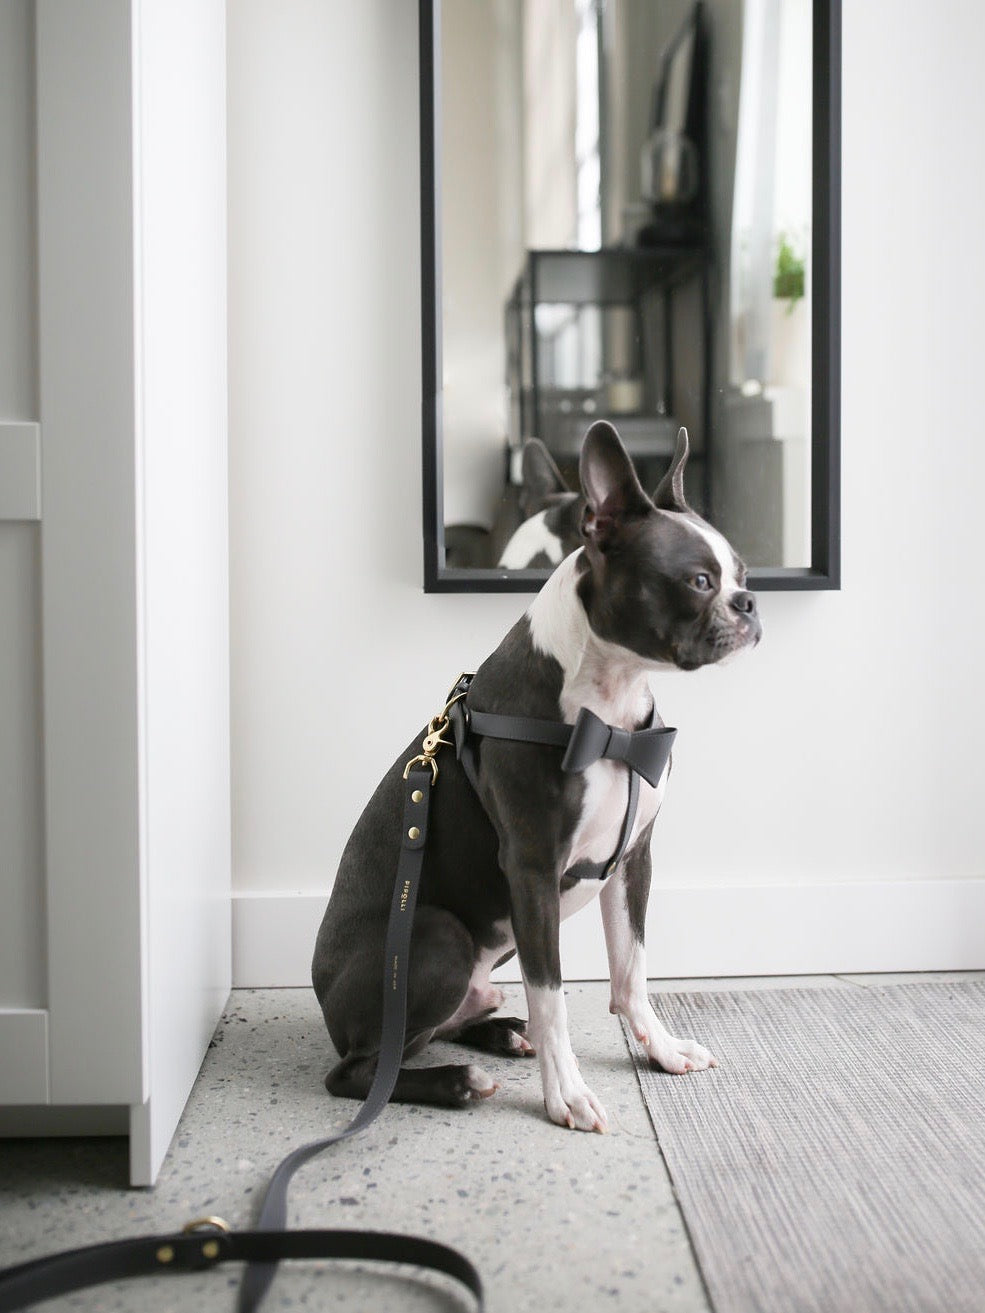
[228,1,985,984]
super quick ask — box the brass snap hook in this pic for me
[402,677,472,784]
[421,726,452,755]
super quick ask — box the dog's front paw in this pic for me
[645,1033,717,1075]
[617,999,717,1074]
[527,987,607,1131]
[542,1068,608,1133]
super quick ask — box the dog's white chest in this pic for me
[527,554,671,874]
[566,758,666,870]
[559,670,667,871]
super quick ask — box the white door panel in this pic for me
[0,0,231,1184]
[0,1011,49,1104]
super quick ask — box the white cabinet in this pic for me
[0,0,230,1186]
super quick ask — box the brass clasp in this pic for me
[181,1217,230,1266]
[402,676,472,784]
[182,1217,230,1235]
[421,717,453,756]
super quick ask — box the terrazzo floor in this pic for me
[2,973,983,1312]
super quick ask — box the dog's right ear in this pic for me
[579,421,651,550]
[519,439,569,519]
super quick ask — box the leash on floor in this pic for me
[0,684,483,1313]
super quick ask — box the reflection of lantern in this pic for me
[641,129,700,206]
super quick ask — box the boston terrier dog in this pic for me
[497,439,583,569]
[312,422,761,1132]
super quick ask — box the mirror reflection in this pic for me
[439,0,813,573]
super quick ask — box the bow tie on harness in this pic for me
[444,672,676,879]
[0,675,676,1313]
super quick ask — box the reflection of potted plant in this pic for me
[771,232,808,391]
[773,234,805,309]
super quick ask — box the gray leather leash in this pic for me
[0,674,675,1312]
[0,750,482,1313]
[233,758,478,1313]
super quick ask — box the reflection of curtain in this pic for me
[523,1,579,247]
[730,0,780,385]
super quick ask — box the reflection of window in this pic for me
[574,0,602,250]
[730,0,812,388]
[523,0,601,252]
[535,302,603,391]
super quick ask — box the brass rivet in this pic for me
[156,1245,175,1265]
[201,1240,220,1260]
[408,826,421,840]
[411,789,424,803]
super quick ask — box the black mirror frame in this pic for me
[419,0,840,593]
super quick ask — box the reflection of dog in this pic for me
[497,439,583,568]
[312,422,761,1132]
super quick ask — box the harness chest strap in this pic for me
[447,678,676,879]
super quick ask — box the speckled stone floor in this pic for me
[2,974,983,1312]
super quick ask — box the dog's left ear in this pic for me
[520,438,570,518]
[580,421,652,549]
[652,427,692,513]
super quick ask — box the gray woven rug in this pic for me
[624,981,985,1313]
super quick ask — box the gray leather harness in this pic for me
[447,671,675,879]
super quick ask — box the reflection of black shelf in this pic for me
[515,246,705,305]
[505,244,712,511]
[540,410,679,458]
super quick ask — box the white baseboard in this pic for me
[233,879,985,988]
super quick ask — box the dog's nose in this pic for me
[730,590,757,616]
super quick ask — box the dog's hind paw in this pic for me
[464,1064,499,1100]
[452,1016,535,1057]
[417,1063,499,1107]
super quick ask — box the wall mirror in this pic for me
[420,0,840,592]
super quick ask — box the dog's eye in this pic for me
[691,573,713,592]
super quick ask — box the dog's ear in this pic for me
[579,421,651,549]
[520,439,569,518]
[652,427,692,513]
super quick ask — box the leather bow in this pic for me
[560,707,676,788]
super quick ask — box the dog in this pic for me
[496,439,583,568]
[312,421,761,1132]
